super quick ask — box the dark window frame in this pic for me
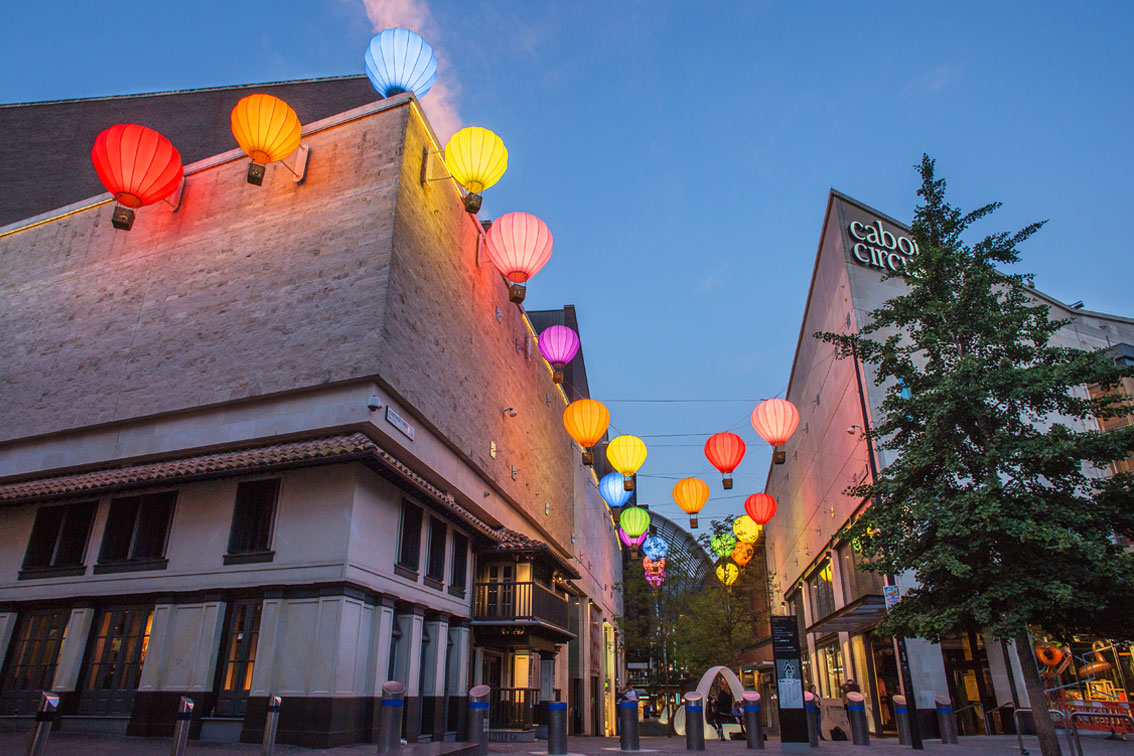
[224,478,280,564]
[425,516,447,586]
[94,491,176,574]
[0,608,68,714]
[449,531,469,597]
[396,499,424,577]
[20,500,97,579]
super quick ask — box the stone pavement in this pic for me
[0,731,1129,755]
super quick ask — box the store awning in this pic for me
[807,594,887,635]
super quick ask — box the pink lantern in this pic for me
[620,528,647,549]
[484,211,553,303]
[538,325,580,384]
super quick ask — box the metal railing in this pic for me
[489,687,540,731]
[1069,711,1134,756]
[1013,707,1081,756]
[952,701,985,735]
[473,582,569,628]
[985,702,1018,735]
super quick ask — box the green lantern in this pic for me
[620,506,651,540]
[711,532,737,558]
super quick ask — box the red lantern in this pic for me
[704,432,746,489]
[751,398,799,464]
[745,493,777,525]
[91,124,183,230]
[484,211,553,303]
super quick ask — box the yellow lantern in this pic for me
[733,515,761,544]
[444,126,507,213]
[230,94,303,185]
[563,399,609,466]
[732,542,754,566]
[606,435,647,491]
[716,563,739,586]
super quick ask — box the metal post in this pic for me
[684,692,704,751]
[893,694,910,746]
[619,700,640,751]
[170,696,194,756]
[935,695,958,744]
[804,691,818,748]
[25,691,59,756]
[742,691,764,750]
[261,695,281,756]
[378,681,405,754]
[846,691,870,746]
[468,684,491,756]
[548,701,568,755]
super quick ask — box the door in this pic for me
[941,631,996,735]
[214,600,262,717]
[0,609,68,714]
[591,674,600,736]
[78,606,153,716]
[869,634,899,734]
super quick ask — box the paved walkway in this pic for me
[0,731,1129,755]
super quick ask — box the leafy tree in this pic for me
[818,155,1134,755]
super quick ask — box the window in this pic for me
[96,491,176,572]
[215,600,262,717]
[78,606,153,716]
[397,500,423,574]
[0,609,67,714]
[450,532,468,596]
[837,540,885,604]
[807,559,836,623]
[225,479,279,563]
[21,500,96,576]
[426,517,447,584]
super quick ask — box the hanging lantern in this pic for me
[732,542,754,567]
[619,527,647,549]
[642,536,668,562]
[599,472,631,523]
[484,212,552,303]
[672,477,709,528]
[537,325,579,383]
[704,432,746,489]
[91,124,183,230]
[607,435,647,491]
[364,28,438,99]
[646,572,665,588]
[564,399,609,465]
[716,563,739,586]
[733,515,761,544]
[620,507,651,540]
[711,533,737,559]
[751,398,800,464]
[230,94,303,185]
[745,493,777,525]
[444,126,507,213]
[642,557,665,574]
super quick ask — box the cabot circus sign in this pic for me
[847,220,918,273]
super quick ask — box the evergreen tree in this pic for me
[818,156,1134,756]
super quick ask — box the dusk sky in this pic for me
[4,1,1130,526]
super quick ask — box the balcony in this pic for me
[472,581,572,644]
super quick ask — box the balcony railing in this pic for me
[473,581,569,629]
[490,687,538,730]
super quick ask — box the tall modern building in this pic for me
[0,79,623,747]
[759,190,1134,739]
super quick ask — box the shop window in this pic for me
[837,540,885,604]
[807,560,836,622]
[214,600,262,717]
[225,479,279,563]
[426,517,447,586]
[20,500,97,577]
[78,606,153,716]
[816,640,845,698]
[450,532,468,597]
[397,500,424,576]
[0,608,68,714]
[95,492,176,572]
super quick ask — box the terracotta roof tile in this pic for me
[486,527,581,579]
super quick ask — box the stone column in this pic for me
[421,614,450,741]
[369,598,397,742]
[396,606,425,742]
[448,623,471,738]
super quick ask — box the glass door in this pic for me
[214,600,262,717]
[78,606,153,716]
[0,609,68,714]
[869,634,899,734]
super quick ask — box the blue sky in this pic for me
[3,1,1131,526]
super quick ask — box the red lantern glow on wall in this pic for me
[91,124,183,230]
[744,493,777,525]
[484,211,553,303]
[704,432,746,489]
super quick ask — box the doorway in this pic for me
[941,631,996,735]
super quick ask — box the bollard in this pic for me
[261,695,281,756]
[378,681,406,754]
[846,691,870,746]
[684,692,705,751]
[468,684,491,756]
[549,701,568,755]
[742,691,764,750]
[619,699,640,752]
[893,694,910,746]
[804,691,819,748]
[935,695,958,744]
[25,691,59,756]
[170,696,194,756]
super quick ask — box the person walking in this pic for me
[808,684,825,740]
[716,686,734,741]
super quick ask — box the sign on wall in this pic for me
[385,406,416,440]
[846,219,919,275]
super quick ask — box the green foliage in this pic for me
[817,155,1134,644]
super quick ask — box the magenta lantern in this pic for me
[538,325,580,384]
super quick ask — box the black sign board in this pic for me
[770,616,808,746]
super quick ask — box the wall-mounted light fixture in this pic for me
[502,407,518,418]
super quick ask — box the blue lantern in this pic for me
[599,472,632,509]
[364,28,438,99]
[642,536,668,562]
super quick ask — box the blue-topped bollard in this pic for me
[619,699,640,751]
[685,691,705,751]
[742,690,764,750]
[893,694,910,745]
[804,690,819,747]
[468,684,491,756]
[379,681,405,753]
[846,691,870,746]
[936,695,958,744]
[549,700,568,755]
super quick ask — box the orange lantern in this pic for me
[732,542,753,566]
[230,94,303,185]
[673,477,709,529]
[563,399,609,465]
[751,398,799,464]
[745,493,777,525]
